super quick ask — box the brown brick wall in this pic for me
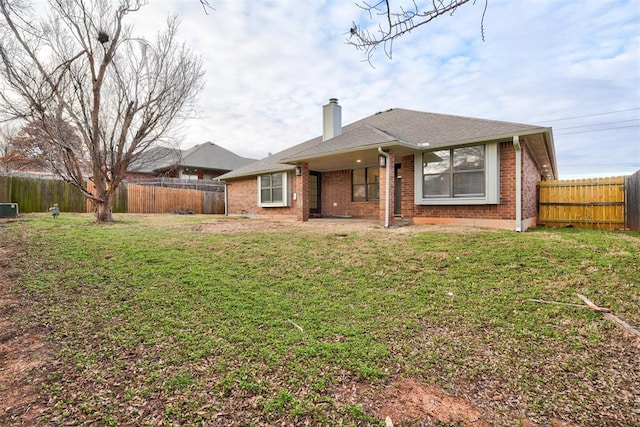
[320,169,378,217]
[226,174,297,218]
[295,163,309,221]
[227,170,379,218]
[521,142,542,220]
[400,155,415,218]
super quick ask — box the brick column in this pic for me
[401,155,415,219]
[379,150,395,227]
[295,163,309,222]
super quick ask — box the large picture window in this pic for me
[352,167,379,202]
[258,172,289,207]
[423,145,485,198]
[415,143,499,205]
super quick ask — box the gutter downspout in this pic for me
[378,147,390,228]
[513,136,522,232]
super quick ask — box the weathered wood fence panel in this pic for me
[129,184,203,213]
[203,191,224,214]
[86,181,223,214]
[626,171,640,232]
[538,177,626,230]
[0,175,86,212]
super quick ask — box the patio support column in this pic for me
[295,162,309,222]
[378,148,395,227]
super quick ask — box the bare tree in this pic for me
[348,0,488,61]
[0,0,205,222]
[0,118,85,174]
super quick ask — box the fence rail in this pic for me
[125,177,225,192]
[537,176,626,230]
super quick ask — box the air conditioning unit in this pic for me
[0,203,19,218]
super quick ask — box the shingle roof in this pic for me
[129,146,181,174]
[180,142,255,171]
[219,108,552,180]
[130,142,255,174]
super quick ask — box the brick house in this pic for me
[219,99,557,231]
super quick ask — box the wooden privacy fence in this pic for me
[538,176,626,230]
[626,171,640,232]
[86,182,224,214]
[0,175,86,212]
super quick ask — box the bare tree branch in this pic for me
[348,0,488,62]
[199,0,213,15]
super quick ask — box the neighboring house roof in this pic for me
[130,146,181,174]
[130,142,255,174]
[219,108,557,180]
[179,142,256,171]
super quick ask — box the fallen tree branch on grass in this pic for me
[526,298,590,309]
[575,294,640,339]
[527,294,639,340]
[287,320,304,332]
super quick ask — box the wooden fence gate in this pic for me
[537,176,626,230]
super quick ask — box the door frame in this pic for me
[310,171,321,215]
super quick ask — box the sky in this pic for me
[125,1,637,178]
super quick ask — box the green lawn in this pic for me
[2,214,639,426]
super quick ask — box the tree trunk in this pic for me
[95,191,114,222]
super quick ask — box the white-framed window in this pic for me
[415,143,499,205]
[352,167,380,202]
[258,172,289,207]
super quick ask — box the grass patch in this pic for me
[2,214,639,425]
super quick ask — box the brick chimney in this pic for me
[322,98,342,141]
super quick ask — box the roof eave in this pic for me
[219,165,295,181]
[429,127,552,148]
[282,140,416,164]
[541,130,558,180]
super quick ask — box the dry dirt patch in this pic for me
[374,378,487,426]
[192,216,477,235]
[336,377,580,427]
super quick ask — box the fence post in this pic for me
[626,170,640,231]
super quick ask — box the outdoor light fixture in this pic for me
[295,165,302,176]
[378,154,387,167]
